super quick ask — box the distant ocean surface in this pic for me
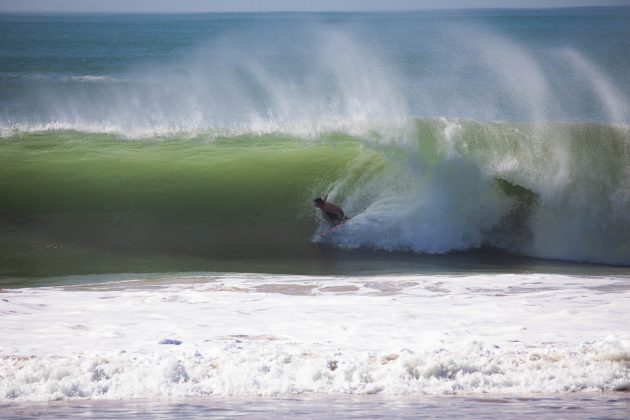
[0,8,629,417]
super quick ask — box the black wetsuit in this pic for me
[323,209,345,224]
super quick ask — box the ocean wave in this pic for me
[68,75,122,82]
[0,72,127,83]
[1,119,629,267]
[321,119,630,265]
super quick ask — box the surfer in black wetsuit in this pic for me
[314,196,347,226]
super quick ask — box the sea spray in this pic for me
[1,27,408,139]
[3,18,629,138]
[319,120,630,265]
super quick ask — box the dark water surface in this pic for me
[3,394,630,419]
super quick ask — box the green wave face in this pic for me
[1,119,629,277]
[0,132,363,276]
[0,132,356,220]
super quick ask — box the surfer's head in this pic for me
[313,197,325,208]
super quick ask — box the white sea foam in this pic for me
[320,119,630,266]
[67,75,123,83]
[1,273,629,401]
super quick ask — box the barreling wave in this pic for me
[322,119,630,266]
[2,22,630,273]
[1,119,629,272]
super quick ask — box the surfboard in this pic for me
[319,220,347,237]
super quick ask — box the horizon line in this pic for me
[0,5,628,15]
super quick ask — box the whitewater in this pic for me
[1,7,630,417]
[2,273,630,400]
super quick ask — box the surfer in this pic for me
[314,195,347,226]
